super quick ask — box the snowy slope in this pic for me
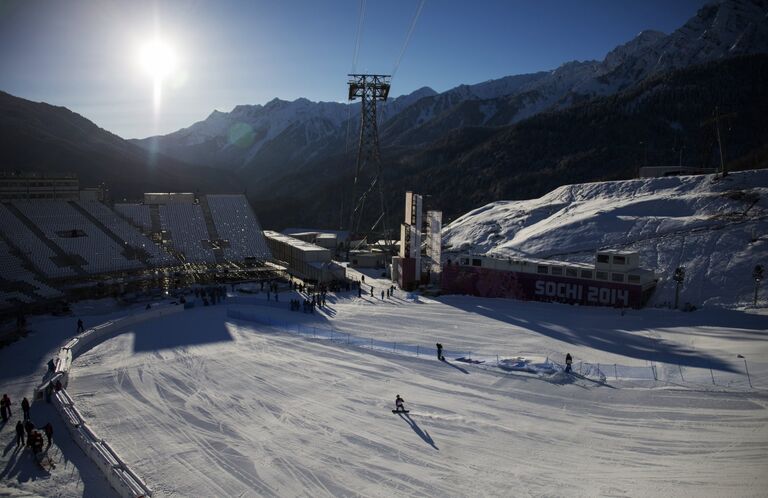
[61,296,768,496]
[2,273,767,497]
[444,170,768,308]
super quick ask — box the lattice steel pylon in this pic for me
[347,73,391,252]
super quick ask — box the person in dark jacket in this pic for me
[565,353,573,373]
[77,318,84,332]
[1,394,11,421]
[436,343,444,361]
[15,420,25,447]
[394,395,406,412]
[21,397,30,421]
[24,420,34,445]
[43,422,53,447]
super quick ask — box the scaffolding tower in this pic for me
[347,74,391,251]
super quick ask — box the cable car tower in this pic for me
[347,73,392,252]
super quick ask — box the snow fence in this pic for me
[35,305,185,498]
[226,305,760,389]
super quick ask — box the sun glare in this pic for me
[138,38,178,114]
[140,40,177,80]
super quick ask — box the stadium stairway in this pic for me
[3,203,87,276]
[68,201,151,266]
[198,196,226,264]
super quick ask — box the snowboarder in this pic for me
[15,420,24,447]
[21,397,30,421]
[381,290,384,300]
[436,343,444,361]
[370,287,374,297]
[394,394,406,413]
[565,353,573,373]
[1,394,11,421]
[43,422,53,447]
[77,319,84,333]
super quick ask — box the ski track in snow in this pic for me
[0,286,755,497]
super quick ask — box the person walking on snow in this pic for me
[1,394,11,421]
[15,420,24,447]
[43,422,53,447]
[21,397,30,421]
[77,319,84,333]
[565,353,573,373]
[436,343,444,361]
[24,420,34,444]
[395,395,406,413]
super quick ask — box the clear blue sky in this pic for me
[0,0,708,139]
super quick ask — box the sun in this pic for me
[139,39,177,81]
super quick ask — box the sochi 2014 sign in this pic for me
[441,264,643,308]
[534,280,629,307]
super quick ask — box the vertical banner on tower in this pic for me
[426,210,442,280]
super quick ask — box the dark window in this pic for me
[581,270,592,279]
[551,267,563,276]
[472,258,482,267]
[596,271,608,280]
[537,265,549,274]
[613,256,626,265]
[611,273,625,282]
[566,268,577,277]
[597,254,609,263]
[628,274,641,283]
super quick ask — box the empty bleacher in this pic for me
[14,201,143,274]
[0,203,77,278]
[159,204,217,263]
[78,201,176,267]
[0,194,272,310]
[0,239,62,309]
[207,194,272,262]
[114,203,152,232]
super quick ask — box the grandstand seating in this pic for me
[0,204,76,278]
[78,201,176,267]
[0,239,62,308]
[14,201,143,274]
[114,203,152,231]
[159,204,217,263]
[0,195,271,308]
[207,195,272,261]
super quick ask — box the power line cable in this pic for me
[351,0,366,73]
[391,0,426,79]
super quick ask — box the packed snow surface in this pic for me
[444,170,768,308]
[2,272,767,497]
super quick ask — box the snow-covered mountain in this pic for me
[443,169,768,309]
[135,0,768,170]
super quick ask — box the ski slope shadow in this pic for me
[442,297,741,373]
[130,308,234,352]
[397,413,438,450]
[442,360,470,375]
